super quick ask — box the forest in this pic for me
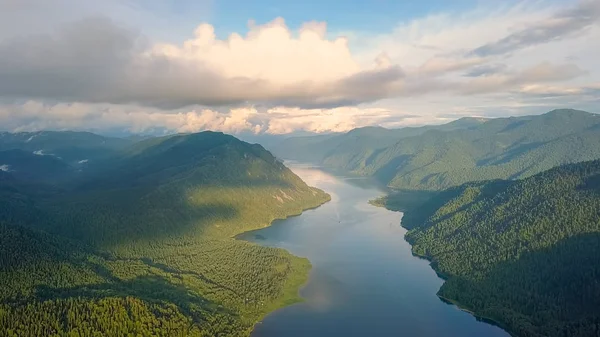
[0,131,330,336]
[395,159,600,337]
[271,109,600,191]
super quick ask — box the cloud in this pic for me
[0,17,405,109]
[516,83,600,98]
[459,62,586,94]
[0,1,598,134]
[463,64,508,77]
[0,101,402,135]
[419,57,484,75]
[471,0,600,56]
[2,3,592,111]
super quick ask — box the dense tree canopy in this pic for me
[0,131,329,336]
[399,159,600,337]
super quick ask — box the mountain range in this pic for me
[2,108,600,337]
[271,109,600,190]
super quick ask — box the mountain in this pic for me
[271,109,600,190]
[0,149,76,183]
[398,159,600,337]
[0,131,132,165]
[270,118,487,165]
[0,131,329,336]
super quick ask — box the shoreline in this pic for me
[235,189,332,336]
[238,169,511,337]
[372,191,514,337]
[436,295,515,337]
[397,216,515,337]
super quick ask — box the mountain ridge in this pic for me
[270,109,600,190]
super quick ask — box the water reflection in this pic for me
[245,164,509,337]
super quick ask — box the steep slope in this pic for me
[401,160,600,337]
[0,131,330,336]
[273,109,600,191]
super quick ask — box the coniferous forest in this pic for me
[0,131,330,336]
[3,110,600,337]
[388,159,600,337]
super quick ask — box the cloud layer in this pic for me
[0,17,405,109]
[0,101,407,135]
[0,0,598,134]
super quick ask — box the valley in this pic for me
[1,109,600,337]
[3,2,600,336]
[267,109,600,337]
[240,163,509,337]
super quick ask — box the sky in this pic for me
[0,0,598,135]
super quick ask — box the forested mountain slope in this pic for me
[400,159,600,337]
[271,117,486,166]
[0,149,75,183]
[0,131,329,336]
[0,131,131,164]
[272,109,600,190]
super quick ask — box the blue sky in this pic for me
[134,0,487,42]
[211,0,475,34]
[0,0,598,135]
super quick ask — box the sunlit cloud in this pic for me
[0,0,598,134]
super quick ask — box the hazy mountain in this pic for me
[0,131,329,336]
[269,118,488,164]
[0,149,74,183]
[0,131,132,165]
[398,159,600,337]
[271,109,600,190]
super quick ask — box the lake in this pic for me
[242,163,509,337]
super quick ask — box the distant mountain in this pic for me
[0,131,132,165]
[0,149,74,183]
[0,131,329,336]
[400,159,600,337]
[271,109,600,190]
[270,118,487,166]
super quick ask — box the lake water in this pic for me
[244,163,509,337]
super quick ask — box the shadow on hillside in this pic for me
[35,271,236,321]
[373,155,411,184]
[140,258,242,298]
[438,232,600,337]
[476,142,544,167]
[579,172,600,196]
[498,119,529,133]
[41,196,240,248]
[401,180,509,230]
[73,164,297,192]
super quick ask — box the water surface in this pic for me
[244,163,509,337]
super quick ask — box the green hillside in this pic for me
[272,109,600,190]
[271,118,486,167]
[0,131,330,336]
[400,160,600,337]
